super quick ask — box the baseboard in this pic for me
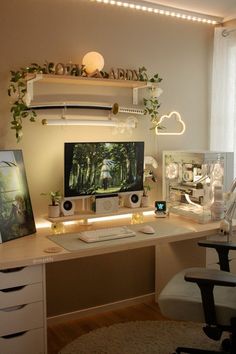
[47,293,155,325]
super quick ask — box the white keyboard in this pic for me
[79,226,136,243]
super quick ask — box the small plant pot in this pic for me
[141,196,150,207]
[48,204,60,218]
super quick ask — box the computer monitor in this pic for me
[64,141,144,198]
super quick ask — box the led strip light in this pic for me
[90,0,222,25]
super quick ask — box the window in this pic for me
[210,27,236,175]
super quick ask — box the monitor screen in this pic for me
[64,141,144,198]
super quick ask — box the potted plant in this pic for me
[141,183,151,207]
[41,191,62,218]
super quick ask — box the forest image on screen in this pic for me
[65,142,144,197]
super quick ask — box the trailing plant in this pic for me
[8,63,47,142]
[143,97,161,126]
[138,66,162,84]
[139,67,164,130]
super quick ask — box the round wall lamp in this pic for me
[82,51,105,74]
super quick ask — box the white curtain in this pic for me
[210,27,236,175]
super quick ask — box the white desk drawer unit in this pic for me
[0,264,47,354]
[0,282,43,309]
[0,301,44,336]
[0,328,44,354]
[0,264,42,289]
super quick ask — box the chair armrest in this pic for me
[185,268,236,287]
[198,240,236,272]
[198,240,236,250]
[185,268,236,325]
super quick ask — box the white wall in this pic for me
[0,0,213,217]
[0,0,214,311]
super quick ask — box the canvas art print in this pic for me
[0,150,36,243]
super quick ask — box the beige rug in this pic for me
[59,320,225,354]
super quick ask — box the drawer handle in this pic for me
[0,267,25,273]
[2,331,27,339]
[1,304,26,312]
[1,285,26,293]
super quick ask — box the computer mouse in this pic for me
[139,225,155,234]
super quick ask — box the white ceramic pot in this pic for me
[48,204,60,218]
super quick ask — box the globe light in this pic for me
[82,51,105,74]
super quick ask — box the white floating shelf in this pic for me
[26,73,153,89]
[26,74,155,105]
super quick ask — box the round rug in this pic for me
[59,320,225,354]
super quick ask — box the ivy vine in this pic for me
[139,67,164,130]
[8,63,47,142]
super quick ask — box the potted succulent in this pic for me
[41,191,62,218]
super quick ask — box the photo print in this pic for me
[0,150,36,243]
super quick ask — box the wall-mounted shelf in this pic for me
[26,73,152,88]
[26,74,155,106]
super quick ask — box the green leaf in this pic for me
[21,112,29,118]
[11,120,18,125]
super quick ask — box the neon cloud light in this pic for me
[155,111,186,136]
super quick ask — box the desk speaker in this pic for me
[124,193,141,208]
[61,199,75,216]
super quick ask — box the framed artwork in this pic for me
[0,150,36,243]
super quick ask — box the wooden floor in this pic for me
[47,300,167,354]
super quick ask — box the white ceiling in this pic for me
[143,0,236,21]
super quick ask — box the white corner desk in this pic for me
[0,214,224,354]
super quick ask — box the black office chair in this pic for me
[158,240,236,354]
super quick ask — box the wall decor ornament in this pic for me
[8,60,163,142]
